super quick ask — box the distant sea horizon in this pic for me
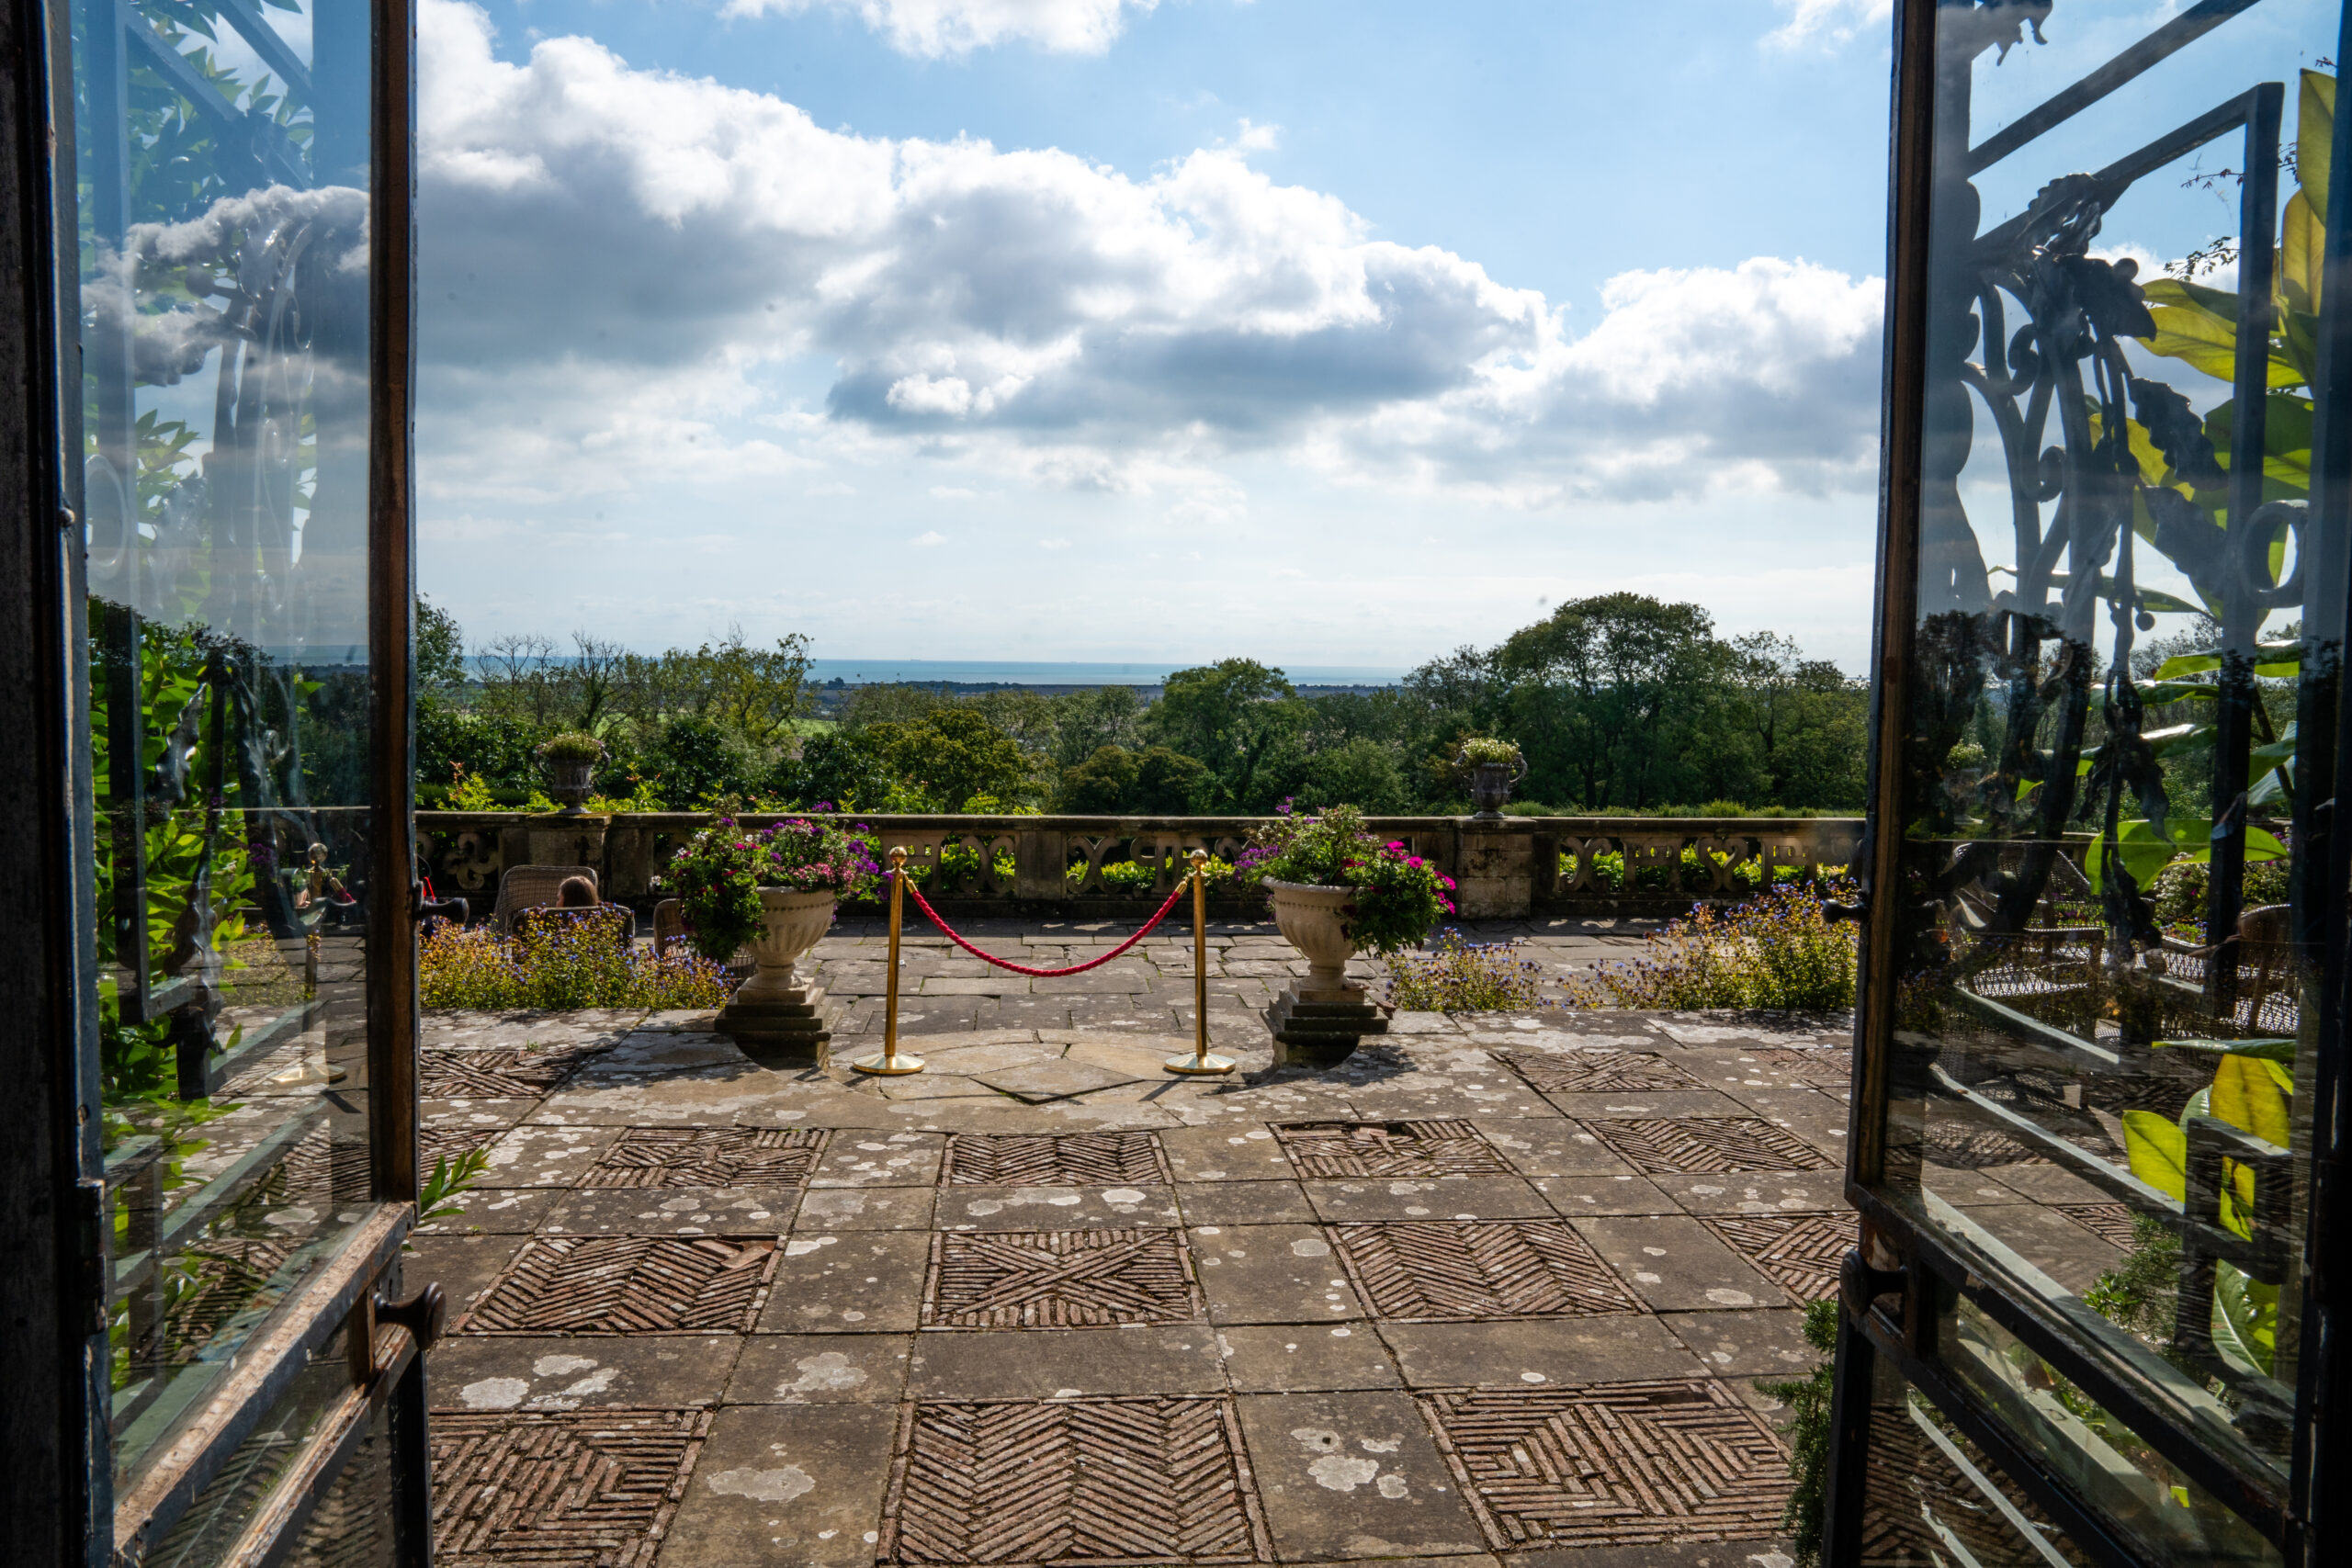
[801,659,1407,687]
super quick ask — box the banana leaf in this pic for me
[2121,1110,2188,1201]
[2213,1261,2278,1376]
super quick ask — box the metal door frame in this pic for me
[1837,2,2352,1564]
[0,0,431,1560]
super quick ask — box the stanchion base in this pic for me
[852,1051,925,1076]
[1164,1052,1236,1076]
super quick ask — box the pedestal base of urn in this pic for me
[717,982,837,1067]
[1265,986,1387,1067]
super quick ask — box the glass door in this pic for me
[1842,1,2352,1564]
[40,0,433,1559]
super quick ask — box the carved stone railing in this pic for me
[416,812,1863,920]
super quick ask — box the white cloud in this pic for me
[1037,536,1072,548]
[910,529,949,546]
[928,485,978,499]
[718,0,1156,57]
[415,0,1885,528]
[1763,0,1890,51]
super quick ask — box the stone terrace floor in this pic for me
[413,919,1845,1568]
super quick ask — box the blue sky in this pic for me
[411,0,2337,672]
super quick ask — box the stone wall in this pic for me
[416,812,1863,921]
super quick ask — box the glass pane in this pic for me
[1935,1293,2278,1566]
[1871,0,2340,1532]
[1860,1350,2098,1568]
[69,0,383,1505]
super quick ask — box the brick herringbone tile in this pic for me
[942,1132,1170,1187]
[581,1126,826,1189]
[1583,1117,1834,1175]
[431,1407,707,1567]
[881,1396,1268,1564]
[460,1235,778,1334]
[924,1229,1201,1328]
[1492,1049,1696,1093]
[1272,1119,1511,1178]
[1424,1381,1790,1550]
[1331,1220,1639,1320]
[1698,1213,1850,1301]
[421,1042,605,1099]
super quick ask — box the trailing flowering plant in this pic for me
[1239,804,1456,955]
[659,817,882,962]
[662,818,770,961]
[753,817,883,898]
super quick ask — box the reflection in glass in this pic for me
[1860,1350,2096,1568]
[1873,0,2337,1540]
[1938,1295,2278,1565]
[73,0,380,1501]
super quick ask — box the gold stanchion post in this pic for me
[854,847,924,1076]
[1166,849,1235,1075]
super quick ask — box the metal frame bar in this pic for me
[1964,0,2263,174]
[1839,3,2335,1562]
[0,1,112,1562]
[108,1205,409,1562]
[2287,6,2352,1559]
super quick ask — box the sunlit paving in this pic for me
[7,1,2349,1566]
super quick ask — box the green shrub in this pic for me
[1755,1298,1838,1568]
[1563,881,1859,1010]
[1080,854,1238,894]
[420,910,729,1010]
[1385,930,1545,1011]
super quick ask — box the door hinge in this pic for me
[74,1177,109,1336]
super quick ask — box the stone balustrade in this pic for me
[417,811,1862,920]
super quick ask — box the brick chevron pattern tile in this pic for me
[421,1042,606,1099]
[2057,1203,2138,1248]
[1698,1213,1851,1301]
[461,1235,779,1333]
[581,1126,828,1189]
[432,1407,708,1567]
[1271,1119,1512,1178]
[879,1396,1269,1565]
[942,1131,1171,1186]
[1330,1219,1640,1320]
[1584,1116,1836,1174]
[924,1228,1203,1327]
[1491,1048,1697,1093]
[1423,1381,1792,1550]
[1728,1046,1852,1085]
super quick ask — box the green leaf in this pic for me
[2121,1110,2188,1201]
[2302,69,2335,226]
[2213,1261,2278,1376]
[2157,651,2221,680]
[2212,1053,2293,1146]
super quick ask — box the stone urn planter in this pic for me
[1467,756,1530,820]
[715,887,840,1066]
[538,758,596,813]
[1262,878,1387,1067]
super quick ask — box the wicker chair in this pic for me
[652,898,686,958]
[492,865,601,934]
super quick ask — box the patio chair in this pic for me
[492,865,601,935]
[652,898,686,958]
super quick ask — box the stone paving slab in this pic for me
[413,976,1832,1566]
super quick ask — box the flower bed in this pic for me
[421,908,729,1010]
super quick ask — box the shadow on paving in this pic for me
[413,919,1842,1567]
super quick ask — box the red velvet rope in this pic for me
[897,872,1188,976]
